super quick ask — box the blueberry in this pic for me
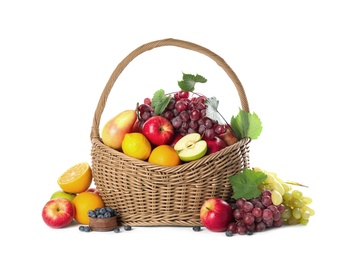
[97,214,104,218]
[104,212,111,218]
[105,207,113,213]
[88,210,95,217]
[84,226,91,232]
[113,227,120,233]
[225,230,233,237]
[79,226,85,231]
[246,230,253,235]
[192,226,201,232]
[124,225,132,231]
[99,207,107,214]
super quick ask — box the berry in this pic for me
[124,225,132,231]
[192,226,201,232]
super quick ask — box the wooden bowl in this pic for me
[89,216,118,231]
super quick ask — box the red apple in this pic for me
[142,115,174,146]
[200,198,233,232]
[86,187,99,195]
[42,198,76,228]
[219,124,239,146]
[169,133,184,147]
[203,136,227,155]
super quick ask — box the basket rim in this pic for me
[91,135,251,174]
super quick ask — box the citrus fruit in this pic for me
[57,162,92,194]
[122,132,151,160]
[72,191,105,225]
[148,144,181,166]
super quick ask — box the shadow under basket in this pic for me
[90,38,252,227]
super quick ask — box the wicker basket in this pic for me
[90,38,251,227]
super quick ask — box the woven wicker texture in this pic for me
[90,38,251,226]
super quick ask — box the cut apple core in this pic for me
[174,133,207,162]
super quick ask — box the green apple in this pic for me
[174,133,207,162]
[50,190,76,202]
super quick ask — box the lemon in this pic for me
[57,162,92,194]
[122,132,151,160]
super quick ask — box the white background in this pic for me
[1,1,348,259]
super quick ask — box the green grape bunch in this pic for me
[253,167,315,225]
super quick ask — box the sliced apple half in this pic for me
[174,133,207,162]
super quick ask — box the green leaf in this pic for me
[205,97,224,124]
[228,168,267,200]
[247,112,263,139]
[230,109,262,140]
[178,72,207,92]
[151,89,171,115]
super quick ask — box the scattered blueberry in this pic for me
[79,226,85,232]
[225,230,234,237]
[192,226,201,232]
[84,226,91,232]
[124,225,132,231]
[113,227,120,233]
[246,230,253,235]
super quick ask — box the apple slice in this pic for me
[174,133,207,162]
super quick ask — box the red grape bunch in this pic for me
[136,90,227,140]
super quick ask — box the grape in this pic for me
[262,209,273,221]
[179,90,189,99]
[243,213,255,225]
[204,118,213,129]
[226,222,238,234]
[166,98,176,110]
[189,120,198,130]
[144,98,151,105]
[255,222,266,232]
[302,196,313,204]
[235,198,246,208]
[242,201,254,213]
[204,128,215,140]
[271,190,283,205]
[233,209,244,220]
[179,111,190,122]
[175,100,187,112]
[252,207,262,218]
[214,124,226,135]
[171,116,182,129]
[190,109,200,121]
[261,190,272,197]
[292,190,303,200]
[236,224,247,235]
[261,195,272,207]
[254,167,315,226]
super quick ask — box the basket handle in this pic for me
[91,38,250,140]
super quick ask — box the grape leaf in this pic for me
[151,89,171,115]
[205,97,225,124]
[230,109,262,140]
[178,72,207,92]
[228,168,267,200]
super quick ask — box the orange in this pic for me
[57,162,92,194]
[122,132,152,160]
[72,191,105,225]
[148,145,181,166]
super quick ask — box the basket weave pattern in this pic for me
[90,38,251,226]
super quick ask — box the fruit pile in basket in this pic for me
[101,72,261,165]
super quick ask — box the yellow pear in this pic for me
[101,109,137,151]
